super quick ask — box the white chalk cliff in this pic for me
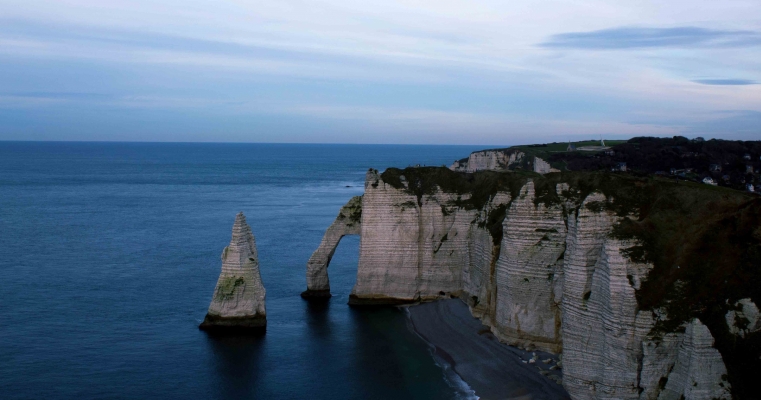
[449,149,558,175]
[308,169,739,400]
[350,170,476,304]
[200,212,266,331]
[450,149,525,172]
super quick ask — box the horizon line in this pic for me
[0,139,560,147]
[0,137,661,146]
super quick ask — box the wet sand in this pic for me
[406,299,570,400]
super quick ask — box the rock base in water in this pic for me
[347,294,417,306]
[300,289,332,300]
[199,313,266,333]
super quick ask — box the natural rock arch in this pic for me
[301,196,362,299]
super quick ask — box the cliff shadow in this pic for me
[342,306,462,399]
[303,299,333,337]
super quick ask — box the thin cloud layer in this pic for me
[541,27,761,49]
[693,79,757,85]
[0,0,759,143]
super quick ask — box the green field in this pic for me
[508,140,628,171]
[512,139,628,156]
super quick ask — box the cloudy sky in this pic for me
[1,0,759,144]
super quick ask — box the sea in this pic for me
[0,142,488,400]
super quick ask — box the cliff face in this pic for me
[309,167,760,399]
[492,181,566,352]
[350,169,479,304]
[560,194,649,398]
[200,212,266,331]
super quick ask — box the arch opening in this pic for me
[301,196,362,299]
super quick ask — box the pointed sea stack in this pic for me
[199,212,266,333]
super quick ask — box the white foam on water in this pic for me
[433,353,479,400]
[402,307,480,400]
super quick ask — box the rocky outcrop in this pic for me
[534,157,560,174]
[656,320,732,400]
[450,149,524,172]
[302,196,362,298]
[308,167,741,399]
[200,212,266,332]
[725,298,760,337]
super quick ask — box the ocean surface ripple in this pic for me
[0,142,485,400]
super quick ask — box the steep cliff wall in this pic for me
[350,169,487,304]
[308,166,760,399]
[350,170,426,303]
[492,181,566,352]
[463,191,510,323]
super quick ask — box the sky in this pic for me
[0,0,759,145]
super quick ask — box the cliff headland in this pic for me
[306,137,761,399]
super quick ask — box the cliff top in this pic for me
[471,137,761,191]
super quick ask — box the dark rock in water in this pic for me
[199,314,266,333]
[300,289,332,300]
[347,294,417,306]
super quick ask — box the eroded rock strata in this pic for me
[200,212,266,332]
[310,166,760,399]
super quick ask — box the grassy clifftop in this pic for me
[463,137,761,193]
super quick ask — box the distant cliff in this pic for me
[449,148,559,174]
[451,137,761,192]
[450,148,525,172]
[308,166,760,399]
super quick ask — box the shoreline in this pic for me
[405,299,569,400]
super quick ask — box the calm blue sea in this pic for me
[0,142,487,400]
